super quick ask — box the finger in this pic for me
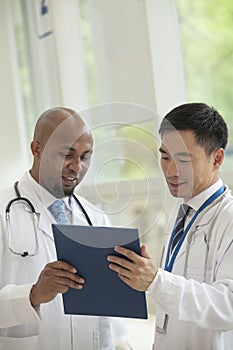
[47,261,85,283]
[42,263,85,287]
[107,255,133,270]
[52,268,85,284]
[113,246,141,262]
[108,262,132,278]
[141,244,151,259]
[56,277,84,290]
[48,260,77,273]
[118,273,133,288]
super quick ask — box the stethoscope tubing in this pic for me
[5,181,93,257]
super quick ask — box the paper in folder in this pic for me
[52,224,148,319]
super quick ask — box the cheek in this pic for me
[81,162,90,173]
[80,161,91,177]
[160,160,166,173]
[181,163,193,178]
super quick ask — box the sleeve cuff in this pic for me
[0,284,41,328]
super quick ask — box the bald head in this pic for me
[33,107,88,146]
[30,107,93,197]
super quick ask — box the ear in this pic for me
[30,140,42,158]
[213,148,224,168]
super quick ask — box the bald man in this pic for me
[0,108,114,350]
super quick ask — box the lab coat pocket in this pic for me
[0,335,42,350]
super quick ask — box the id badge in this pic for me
[156,306,169,334]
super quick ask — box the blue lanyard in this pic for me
[165,185,225,272]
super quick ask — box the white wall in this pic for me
[87,0,186,117]
[145,0,186,116]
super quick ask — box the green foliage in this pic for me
[177,0,233,146]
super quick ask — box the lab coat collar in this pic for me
[23,171,57,209]
[18,172,60,239]
[177,179,225,258]
[186,178,223,212]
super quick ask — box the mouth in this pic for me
[62,175,79,187]
[168,180,186,189]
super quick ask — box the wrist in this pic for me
[30,284,40,308]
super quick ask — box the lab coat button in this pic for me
[155,333,163,342]
[93,331,100,339]
[73,321,78,329]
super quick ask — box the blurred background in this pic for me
[1,1,233,348]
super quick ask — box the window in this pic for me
[177,0,233,174]
[12,0,63,143]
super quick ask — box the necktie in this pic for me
[48,199,69,224]
[171,204,190,252]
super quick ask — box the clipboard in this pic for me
[52,224,148,319]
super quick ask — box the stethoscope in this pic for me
[5,181,93,257]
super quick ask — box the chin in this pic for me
[63,187,75,197]
[169,189,180,198]
[48,185,73,198]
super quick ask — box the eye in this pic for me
[82,155,91,161]
[81,151,92,161]
[59,152,72,159]
[179,159,191,163]
[161,156,169,160]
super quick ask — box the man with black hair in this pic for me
[108,103,233,349]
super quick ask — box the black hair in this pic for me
[159,102,228,155]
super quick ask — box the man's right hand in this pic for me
[30,261,85,307]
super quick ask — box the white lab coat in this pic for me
[0,172,114,350]
[149,187,233,350]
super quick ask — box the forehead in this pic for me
[64,133,93,149]
[46,115,93,146]
[161,130,198,154]
[45,130,93,152]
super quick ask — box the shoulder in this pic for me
[209,189,233,239]
[0,186,15,229]
[209,189,233,226]
[219,188,233,213]
[0,173,37,215]
[0,186,15,206]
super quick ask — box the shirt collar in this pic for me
[187,178,223,211]
[63,195,73,211]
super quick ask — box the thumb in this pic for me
[141,244,151,259]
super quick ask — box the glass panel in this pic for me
[11,0,35,142]
[92,120,159,184]
[11,0,61,144]
[176,0,233,171]
[79,0,98,105]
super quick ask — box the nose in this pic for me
[165,158,179,177]
[67,158,83,173]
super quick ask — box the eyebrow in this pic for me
[159,147,167,154]
[159,147,192,157]
[61,146,93,154]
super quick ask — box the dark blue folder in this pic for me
[52,224,148,319]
